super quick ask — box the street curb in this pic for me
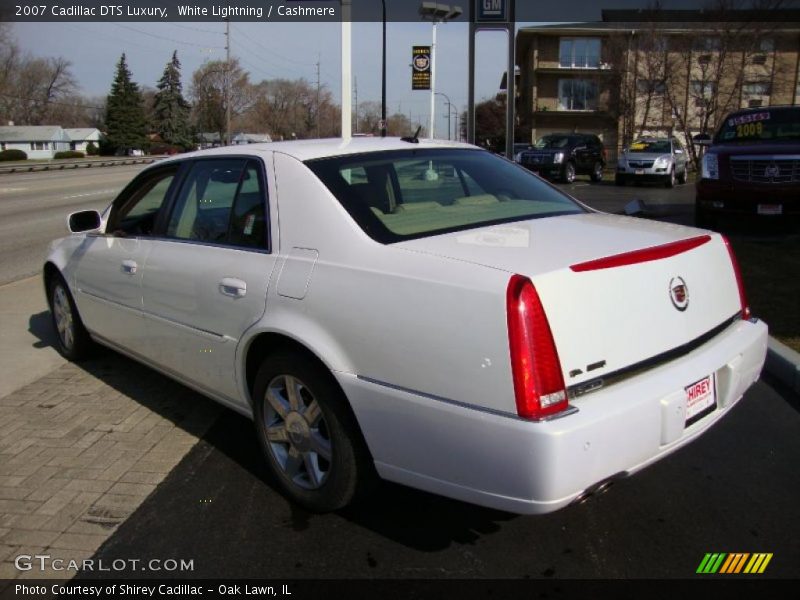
[765,336,800,394]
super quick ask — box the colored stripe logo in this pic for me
[697,553,773,574]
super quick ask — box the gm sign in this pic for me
[476,0,508,22]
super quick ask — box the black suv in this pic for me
[694,105,800,227]
[514,133,606,183]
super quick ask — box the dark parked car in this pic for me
[514,134,606,183]
[694,105,800,228]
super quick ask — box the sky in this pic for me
[9,20,521,137]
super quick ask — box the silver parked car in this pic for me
[616,137,689,188]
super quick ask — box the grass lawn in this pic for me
[728,234,800,353]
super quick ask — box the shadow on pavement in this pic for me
[28,310,59,350]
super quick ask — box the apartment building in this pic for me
[516,10,800,162]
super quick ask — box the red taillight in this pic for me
[722,235,751,320]
[506,275,568,420]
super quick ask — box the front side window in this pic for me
[167,159,267,249]
[558,79,598,111]
[306,149,585,244]
[107,169,177,237]
[559,38,601,68]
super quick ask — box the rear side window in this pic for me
[167,159,268,250]
[306,148,584,243]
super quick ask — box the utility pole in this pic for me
[315,55,321,138]
[225,18,231,146]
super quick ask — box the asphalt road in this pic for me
[0,165,145,286]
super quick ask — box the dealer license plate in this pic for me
[757,204,782,215]
[685,374,716,426]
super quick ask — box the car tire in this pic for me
[253,349,375,512]
[694,203,715,230]
[665,168,676,188]
[47,274,94,361]
[562,161,576,184]
[677,166,688,184]
[590,161,604,183]
[615,174,625,186]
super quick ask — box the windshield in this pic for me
[306,149,585,244]
[628,140,671,153]
[715,109,800,143]
[534,135,575,149]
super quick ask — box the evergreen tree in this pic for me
[103,53,147,153]
[153,51,192,150]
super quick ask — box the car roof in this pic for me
[158,137,479,165]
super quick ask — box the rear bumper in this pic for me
[339,318,768,514]
[696,180,800,215]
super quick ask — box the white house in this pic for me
[0,126,71,160]
[64,128,101,153]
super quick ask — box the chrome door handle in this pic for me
[121,260,138,274]
[219,278,247,298]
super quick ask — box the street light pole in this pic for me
[435,92,452,140]
[225,18,231,146]
[419,3,462,140]
[429,20,437,139]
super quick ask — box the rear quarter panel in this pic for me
[241,152,517,415]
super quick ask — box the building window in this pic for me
[752,55,768,65]
[558,79,598,110]
[743,82,771,96]
[693,37,721,52]
[30,142,46,151]
[636,79,666,95]
[759,38,775,53]
[559,38,601,68]
[748,98,763,108]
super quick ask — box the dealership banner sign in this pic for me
[412,46,431,91]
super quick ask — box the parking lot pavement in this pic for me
[555,179,696,225]
[0,353,221,580]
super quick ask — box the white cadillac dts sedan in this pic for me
[44,137,768,514]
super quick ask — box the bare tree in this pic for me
[663,4,784,167]
[0,25,77,126]
[191,59,254,142]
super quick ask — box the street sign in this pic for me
[412,45,431,90]
[475,0,508,22]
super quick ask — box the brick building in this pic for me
[515,10,800,162]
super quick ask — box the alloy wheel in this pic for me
[52,284,75,351]
[263,374,332,490]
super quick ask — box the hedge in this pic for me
[54,150,86,159]
[0,149,28,161]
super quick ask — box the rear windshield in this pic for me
[716,109,800,143]
[628,140,671,153]
[306,149,585,244]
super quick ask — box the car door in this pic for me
[73,165,180,355]
[140,156,278,403]
[573,136,592,171]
